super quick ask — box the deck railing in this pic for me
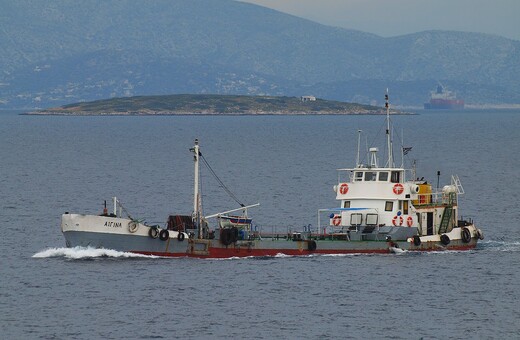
[413,191,457,207]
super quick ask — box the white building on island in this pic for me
[300,95,316,102]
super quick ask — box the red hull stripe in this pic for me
[132,244,477,258]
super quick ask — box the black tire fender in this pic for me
[230,227,238,243]
[220,229,232,246]
[461,228,471,243]
[149,226,159,239]
[159,229,169,241]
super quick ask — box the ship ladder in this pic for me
[451,175,465,195]
[439,207,453,234]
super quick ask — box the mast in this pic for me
[401,129,404,168]
[385,89,393,168]
[356,129,362,167]
[190,139,201,237]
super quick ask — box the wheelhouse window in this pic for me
[365,172,377,181]
[378,172,389,181]
[355,172,363,181]
[385,201,393,212]
[343,201,351,208]
[391,171,401,183]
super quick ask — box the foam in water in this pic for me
[481,239,520,252]
[274,253,293,258]
[389,246,407,254]
[32,246,158,259]
[320,253,357,257]
[32,240,511,260]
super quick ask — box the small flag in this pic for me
[403,147,412,155]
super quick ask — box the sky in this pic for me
[241,0,520,41]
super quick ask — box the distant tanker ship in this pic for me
[424,84,464,110]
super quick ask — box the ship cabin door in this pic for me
[426,212,434,235]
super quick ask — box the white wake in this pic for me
[482,240,520,252]
[32,246,158,259]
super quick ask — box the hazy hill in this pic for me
[28,94,390,115]
[1,0,519,109]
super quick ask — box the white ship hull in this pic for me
[61,214,189,254]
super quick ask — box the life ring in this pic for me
[128,221,139,233]
[332,215,341,226]
[461,228,471,243]
[413,235,421,246]
[406,216,413,227]
[307,240,317,251]
[177,232,185,242]
[393,183,404,195]
[477,229,484,240]
[392,215,403,226]
[159,229,169,241]
[148,226,159,239]
[339,183,349,195]
[440,234,450,245]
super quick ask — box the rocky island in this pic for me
[26,94,406,115]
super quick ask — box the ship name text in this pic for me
[104,221,122,228]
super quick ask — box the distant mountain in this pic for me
[1,0,519,109]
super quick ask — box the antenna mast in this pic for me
[190,139,201,238]
[401,129,404,168]
[356,129,362,167]
[385,89,393,168]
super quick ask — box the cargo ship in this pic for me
[61,91,482,257]
[424,84,464,110]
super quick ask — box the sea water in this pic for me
[1,110,520,339]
